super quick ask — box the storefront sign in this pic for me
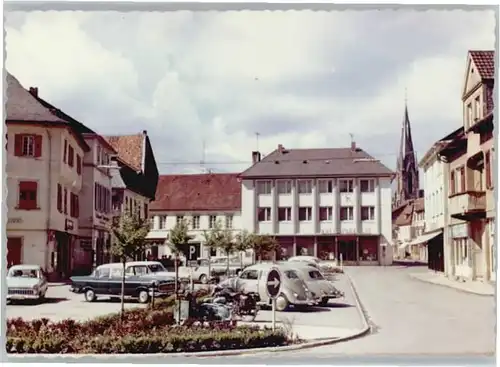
[65,219,74,231]
[449,223,468,239]
[341,227,356,234]
[8,217,22,224]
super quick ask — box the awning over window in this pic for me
[398,242,411,250]
[407,230,443,247]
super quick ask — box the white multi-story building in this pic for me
[239,143,394,265]
[5,73,90,279]
[417,128,463,273]
[147,173,243,261]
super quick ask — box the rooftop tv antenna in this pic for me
[255,132,260,151]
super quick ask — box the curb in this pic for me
[8,273,372,359]
[409,274,494,297]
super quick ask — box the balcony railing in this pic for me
[449,191,486,220]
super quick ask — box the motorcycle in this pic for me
[202,285,261,321]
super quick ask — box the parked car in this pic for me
[288,256,342,274]
[70,263,177,303]
[7,264,49,303]
[129,261,190,283]
[289,263,344,306]
[188,256,250,284]
[220,262,317,312]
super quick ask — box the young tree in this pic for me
[251,234,280,262]
[217,228,237,276]
[166,218,193,300]
[234,230,254,269]
[202,229,217,283]
[109,209,151,320]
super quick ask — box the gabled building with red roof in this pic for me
[437,50,496,284]
[6,72,91,279]
[239,142,395,265]
[146,173,246,263]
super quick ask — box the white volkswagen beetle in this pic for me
[7,264,48,303]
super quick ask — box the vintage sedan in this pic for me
[221,262,317,312]
[7,264,49,303]
[70,263,177,303]
[287,263,344,306]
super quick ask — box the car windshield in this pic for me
[148,263,166,273]
[308,270,324,280]
[284,270,300,279]
[8,268,40,278]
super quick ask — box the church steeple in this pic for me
[393,96,420,207]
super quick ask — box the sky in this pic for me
[5,10,496,175]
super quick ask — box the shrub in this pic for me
[7,327,288,354]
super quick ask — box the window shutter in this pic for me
[57,184,62,212]
[14,134,23,156]
[76,155,82,175]
[34,135,43,157]
[75,195,80,218]
[450,171,455,195]
[485,151,492,189]
[19,181,38,191]
[64,188,68,214]
[94,183,98,211]
[63,140,67,163]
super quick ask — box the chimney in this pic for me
[29,87,38,97]
[351,141,356,151]
[252,151,261,164]
[278,144,284,154]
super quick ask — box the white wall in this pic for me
[6,125,85,269]
[148,211,242,256]
[240,177,392,240]
[423,156,446,232]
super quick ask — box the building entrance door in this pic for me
[7,237,22,268]
[338,240,356,262]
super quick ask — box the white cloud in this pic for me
[5,10,496,173]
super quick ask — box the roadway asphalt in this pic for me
[7,265,495,362]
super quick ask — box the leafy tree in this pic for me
[109,209,151,320]
[202,229,217,282]
[217,228,237,276]
[251,234,280,262]
[234,230,254,269]
[166,218,193,300]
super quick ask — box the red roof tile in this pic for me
[470,50,495,80]
[150,173,241,212]
[393,201,414,226]
[104,133,144,171]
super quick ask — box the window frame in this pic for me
[361,206,375,221]
[192,215,200,229]
[278,207,292,222]
[339,179,354,193]
[256,180,272,195]
[209,215,218,228]
[318,179,333,194]
[340,206,354,221]
[277,180,292,194]
[319,206,333,221]
[257,207,271,222]
[360,179,375,193]
[298,207,312,222]
[225,214,233,229]
[297,180,313,194]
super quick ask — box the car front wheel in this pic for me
[84,289,96,302]
[275,294,289,312]
[138,290,150,304]
[199,274,208,284]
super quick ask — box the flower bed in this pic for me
[6,290,290,354]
